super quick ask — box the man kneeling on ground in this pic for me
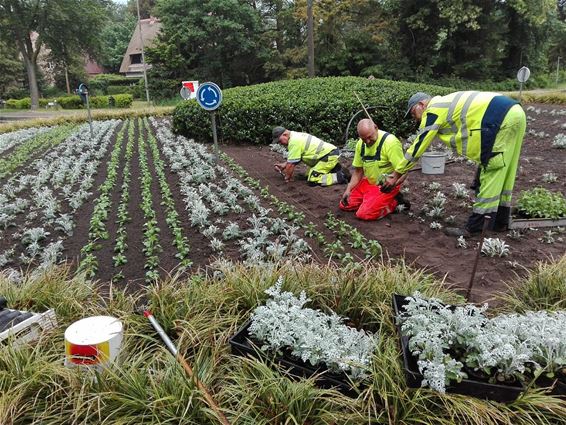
[272,126,350,186]
[340,119,409,220]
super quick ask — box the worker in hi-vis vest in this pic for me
[383,91,526,237]
[272,126,350,186]
[340,119,410,220]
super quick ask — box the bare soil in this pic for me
[222,103,566,303]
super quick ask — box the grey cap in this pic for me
[404,92,431,118]
[272,126,286,142]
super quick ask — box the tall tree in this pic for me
[99,3,137,72]
[148,0,267,89]
[127,0,156,19]
[0,0,108,109]
[0,39,23,97]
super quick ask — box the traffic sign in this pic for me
[180,87,191,100]
[517,66,530,83]
[196,82,223,111]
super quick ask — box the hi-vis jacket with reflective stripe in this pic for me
[352,130,404,185]
[398,91,518,174]
[286,131,337,167]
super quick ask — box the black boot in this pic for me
[444,213,485,237]
[492,206,511,232]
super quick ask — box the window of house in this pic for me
[130,54,142,64]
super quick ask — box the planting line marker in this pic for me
[353,91,375,124]
[465,215,491,301]
[144,311,231,425]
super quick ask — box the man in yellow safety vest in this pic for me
[272,126,350,186]
[383,91,526,236]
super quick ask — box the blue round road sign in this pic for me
[196,82,223,111]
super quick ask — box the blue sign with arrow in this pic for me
[196,82,223,111]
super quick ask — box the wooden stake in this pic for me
[353,91,374,123]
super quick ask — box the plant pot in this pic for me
[392,294,525,403]
[535,371,566,397]
[229,320,364,396]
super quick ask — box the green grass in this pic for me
[1,257,565,424]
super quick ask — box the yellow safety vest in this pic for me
[352,130,404,185]
[287,131,337,167]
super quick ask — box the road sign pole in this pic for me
[211,111,219,162]
[85,93,93,140]
[518,81,524,103]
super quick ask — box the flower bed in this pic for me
[393,294,566,402]
[230,279,376,394]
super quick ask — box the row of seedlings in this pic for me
[219,150,382,266]
[150,118,310,265]
[144,118,192,269]
[138,118,162,281]
[0,126,52,156]
[112,119,136,280]
[79,121,129,277]
[0,120,121,273]
[0,124,77,179]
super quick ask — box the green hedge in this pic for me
[4,94,133,110]
[172,77,452,145]
[89,73,135,94]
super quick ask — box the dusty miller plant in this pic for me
[249,278,376,379]
[481,238,510,257]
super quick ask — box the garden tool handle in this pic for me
[144,311,232,425]
[465,216,491,301]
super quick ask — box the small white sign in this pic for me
[517,66,531,83]
[181,80,199,99]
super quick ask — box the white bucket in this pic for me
[64,316,123,369]
[421,152,447,174]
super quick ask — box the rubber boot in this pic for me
[492,206,511,232]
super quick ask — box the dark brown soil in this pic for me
[221,103,566,303]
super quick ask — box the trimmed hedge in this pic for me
[172,77,452,145]
[4,94,133,110]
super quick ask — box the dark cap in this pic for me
[404,92,431,118]
[272,126,286,143]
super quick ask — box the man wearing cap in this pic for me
[339,119,409,220]
[383,91,526,236]
[272,126,350,186]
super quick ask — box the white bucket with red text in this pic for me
[64,316,123,370]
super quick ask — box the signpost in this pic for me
[196,82,223,161]
[517,66,530,103]
[77,83,93,140]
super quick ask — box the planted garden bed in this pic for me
[393,294,566,401]
[230,279,374,395]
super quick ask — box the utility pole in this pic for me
[136,0,151,105]
[556,56,562,86]
[307,0,314,77]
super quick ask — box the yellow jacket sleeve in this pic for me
[397,111,442,174]
[383,135,406,174]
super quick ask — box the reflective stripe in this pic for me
[430,102,453,108]
[331,174,338,185]
[320,174,327,185]
[475,195,500,204]
[404,152,416,162]
[499,201,512,207]
[313,140,325,160]
[304,135,313,152]
[501,190,513,196]
[446,92,464,151]
[473,205,498,214]
[460,92,480,156]
[417,123,441,134]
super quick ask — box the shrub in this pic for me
[89,73,134,94]
[56,95,83,109]
[5,98,31,109]
[89,95,110,108]
[516,188,566,219]
[113,94,133,108]
[172,77,452,145]
[106,85,135,96]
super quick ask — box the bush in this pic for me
[89,73,134,95]
[5,98,31,109]
[113,94,133,108]
[56,95,83,109]
[172,77,452,145]
[89,96,109,108]
[107,85,135,96]
[516,187,566,219]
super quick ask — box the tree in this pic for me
[0,39,23,97]
[127,0,156,19]
[0,0,109,109]
[148,0,268,90]
[99,4,137,73]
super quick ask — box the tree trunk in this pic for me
[65,66,71,94]
[16,36,40,110]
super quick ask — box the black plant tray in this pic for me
[392,294,525,403]
[229,320,364,396]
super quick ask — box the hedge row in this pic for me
[172,77,452,145]
[5,94,133,110]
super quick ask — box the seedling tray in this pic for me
[229,320,363,396]
[392,294,525,403]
